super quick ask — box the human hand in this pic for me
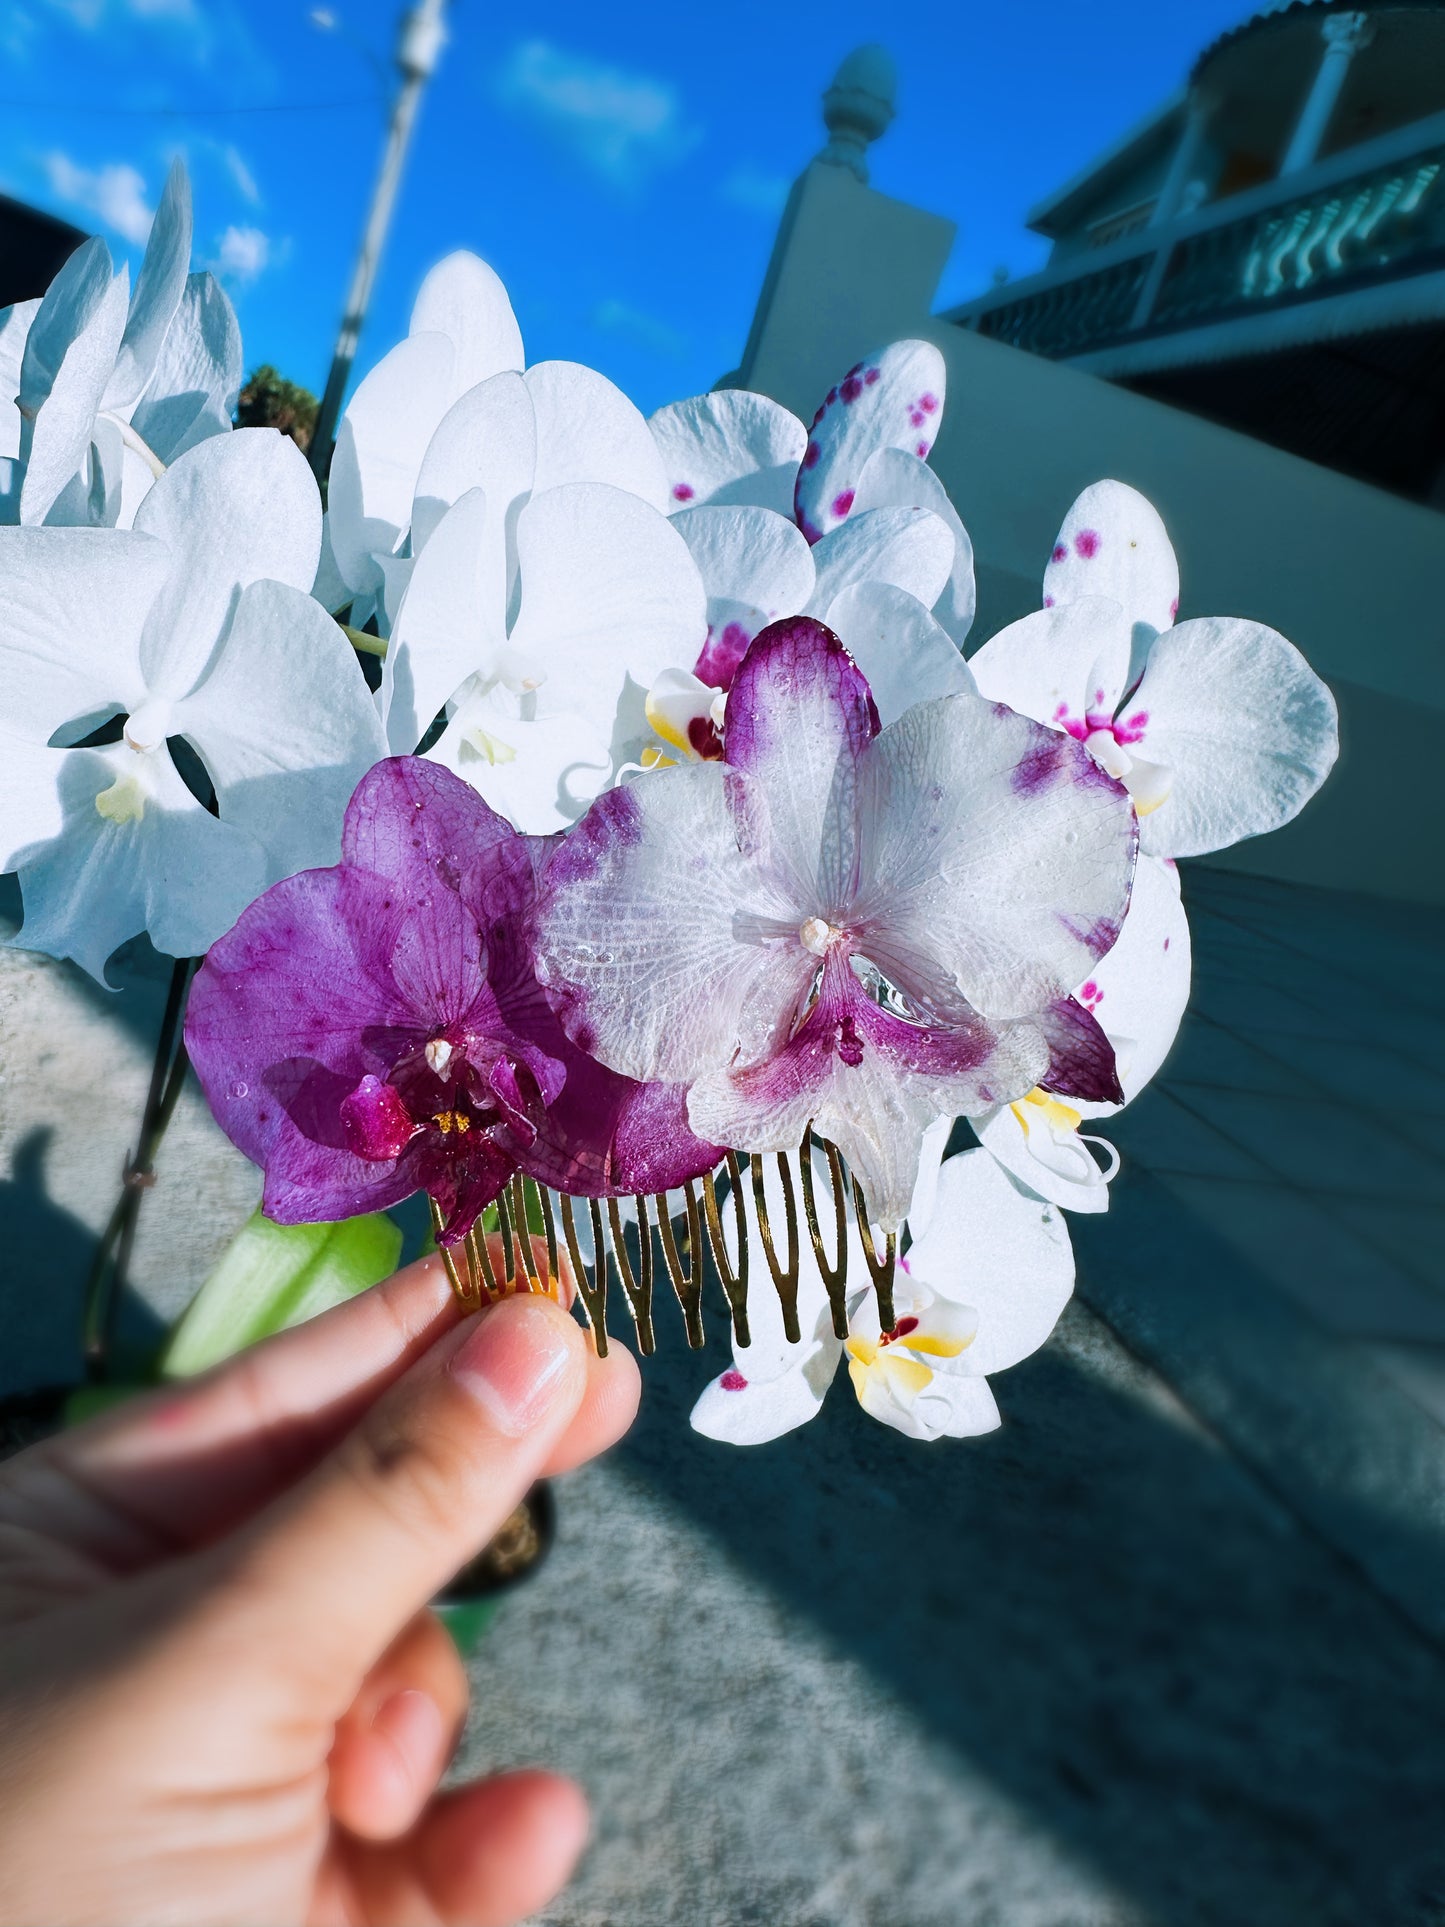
[0,1255,640,1926]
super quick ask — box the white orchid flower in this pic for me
[650,339,975,644]
[691,1146,1074,1445]
[967,480,1339,858]
[969,852,1191,1212]
[0,429,386,981]
[0,161,241,532]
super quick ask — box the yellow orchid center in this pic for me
[1010,1087,1083,1138]
[464,725,517,766]
[94,773,147,825]
[432,1110,472,1136]
[844,1312,972,1410]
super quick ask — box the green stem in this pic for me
[82,957,195,1380]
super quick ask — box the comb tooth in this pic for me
[430,1198,471,1309]
[656,1182,706,1348]
[539,1184,560,1290]
[608,1195,655,1354]
[495,1184,518,1290]
[702,1155,750,1347]
[471,1214,501,1303]
[560,1194,609,1357]
[753,1152,801,1344]
[851,1177,898,1331]
[510,1173,544,1291]
[800,1126,850,1341]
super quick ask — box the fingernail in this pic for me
[371,1689,446,1798]
[449,1295,577,1436]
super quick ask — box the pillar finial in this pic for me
[817,44,897,184]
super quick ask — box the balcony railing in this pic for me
[951,108,1445,364]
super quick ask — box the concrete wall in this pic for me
[738,162,1445,906]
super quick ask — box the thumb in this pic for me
[198,1292,588,1688]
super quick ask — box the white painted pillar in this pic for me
[1151,92,1215,228]
[1281,11,1376,177]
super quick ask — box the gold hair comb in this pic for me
[428,1126,898,1357]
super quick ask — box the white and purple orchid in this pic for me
[536,615,1137,1230]
[968,479,1339,859]
[692,1146,1075,1445]
[0,162,241,531]
[0,430,385,980]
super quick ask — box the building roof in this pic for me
[1193,0,1445,83]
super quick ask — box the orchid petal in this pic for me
[134,429,322,698]
[1128,616,1339,858]
[1044,480,1179,680]
[172,578,387,881]
[18,239,129,526]
[672,503,816,639]
[0,525,163,738]
[857,692,1138,1020]
[1074,852,1190,1113]
[0,300,39,461]
[650,390,808,516]
[857,1368,1000,1441]
[327,330,457,602]
[127,270,242,466]
[536,767,805,1083]
[691,1355,835,1445]
[966,598,1133,740]
[429,682,615,834]
[971,1098,1115,1213]
[807,504,954,619]
[795,340,945,542]
[905,1113,954,1241]
[1038,996,1123,1105]
[526,360,668,510]
[905,1148,1075,1372]
[7,738,269,979]
[408,250,524,393]
[108,158,190,417]
[383,488,504,755]
[507,481,706,701]
[723,616,878,912]
[823,580,973,724]
[0,728,68,868]
[410,370,535,558]
[340,753,516,914]
[851,445,975,643]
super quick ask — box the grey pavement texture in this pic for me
[2,866,1444,1926]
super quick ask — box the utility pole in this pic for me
[309,0,448,481]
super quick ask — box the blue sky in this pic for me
[0,0,1251,415]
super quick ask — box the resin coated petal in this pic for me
[1044,479,1179,672]
[536,766,807,1086]
[172,578,387,882]
[904,1148,1075,1374]
[134,429,321,699]
[851,445,975,644]
[526,360,669,510]
[722,616,878,912]
[650,389,808,517]
[342,753,519,919]
[823,580,974,725]
[857,691,1137,1021]
[1128,617,1339,858]
[966,598,1133,744]
[795,340,945,543]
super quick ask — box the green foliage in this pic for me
[235,364,320,451]
[161,1210,403,1378]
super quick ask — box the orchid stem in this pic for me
[82,956,195,1382]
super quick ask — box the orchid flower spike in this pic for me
[0,430,386,981]
[537,615,1137,1232]
[0,161,241,531]
[692,1147,1075,1444]
[968,480,1339,859]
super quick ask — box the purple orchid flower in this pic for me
[187,757,718,1245]
[536,617,1137,1231]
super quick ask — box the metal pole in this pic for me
[309,0,448,480]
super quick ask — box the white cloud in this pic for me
[592,297,687,361]
[41,151,153,244]
[215,222,269,282]
[496,40,700,188]
[719,165,790,220]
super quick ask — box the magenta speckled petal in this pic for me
[341,1074,417,1160]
